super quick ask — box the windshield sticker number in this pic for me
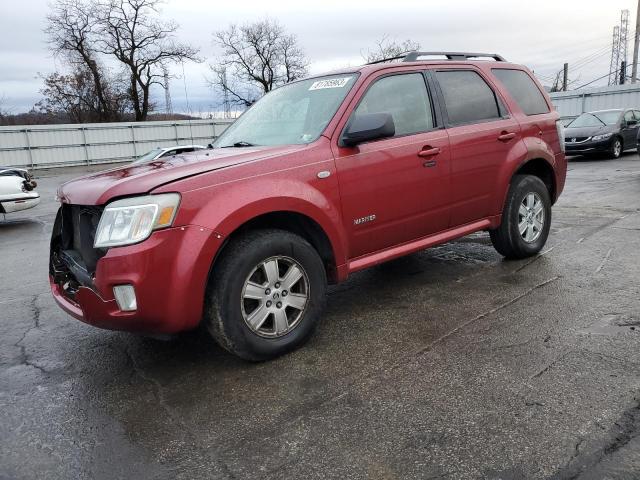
[309,77,351,91]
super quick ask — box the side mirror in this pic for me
[340,112,395,147]
[627,119,638,127]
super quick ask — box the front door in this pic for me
[332,71,451,259]
[622,110,639,148]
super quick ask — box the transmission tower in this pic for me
[163,66,173,115]
[620,9,630,80]
[609,26,621,85]
[609,10,631,86]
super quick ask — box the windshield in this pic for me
[134,148,164,163]
[213,74,358,148]
[568,111,621,127]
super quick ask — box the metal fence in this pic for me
[0,119,234,169]
[9,84,638,169]
[550,83,640,121]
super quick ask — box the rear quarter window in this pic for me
[492,69,550,116]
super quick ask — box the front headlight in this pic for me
[556,121,565,153]
[592,133,613,141]
[94,193,180,248]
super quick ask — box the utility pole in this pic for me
[562,63,568,91]
[632,0,640,82]
[621,60,627,84]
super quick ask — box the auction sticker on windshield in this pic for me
[309,77,352,90]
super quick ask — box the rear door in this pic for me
[432,68,522,226]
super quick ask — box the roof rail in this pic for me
[403,51,506,62]
[366,54,410,65]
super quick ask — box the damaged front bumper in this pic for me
[49,204,224,334]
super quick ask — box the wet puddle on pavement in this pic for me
[580,314,640,335]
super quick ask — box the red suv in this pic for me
[50,52,566,360]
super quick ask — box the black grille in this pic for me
[50,204,106,291]
[568,136,589,143]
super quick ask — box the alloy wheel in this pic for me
[518,192,545,243]
[613,139,622,157]
[241,256,310,338]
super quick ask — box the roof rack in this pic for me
[403,51,506,62]
[366,51,506,65]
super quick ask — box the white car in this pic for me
[0,166,40,215]
[133,145,206,164]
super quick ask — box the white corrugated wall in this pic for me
[0,119,234,169]
[550,83,640,121]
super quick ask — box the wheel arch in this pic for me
[513,158,556,202]
[210,210,342,285]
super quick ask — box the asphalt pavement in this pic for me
[1,154,639,479]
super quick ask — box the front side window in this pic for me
[435,70,501,125]
[492,69,550,116]
[213,74,357,148]
[351,73,434,137]
[624,110,635,123]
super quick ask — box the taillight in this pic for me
[556,120,565,153]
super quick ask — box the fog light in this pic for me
[113,285,137,312]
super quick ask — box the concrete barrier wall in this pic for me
[0,118,234,169]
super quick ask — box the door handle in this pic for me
[418,147,440,158]
[497,132,516,142]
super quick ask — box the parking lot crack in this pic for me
[124,346,188,429]
[530,351,570,379]
[124,346,238,480]
[394,275,561,371]
[594,248,613,273]
[11,295,44,373]
[552,399,640,479]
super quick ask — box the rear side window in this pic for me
[435,70,501,125]
[353,73,434,136]
[492,69,550,116]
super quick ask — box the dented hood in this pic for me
[58,145,297,205]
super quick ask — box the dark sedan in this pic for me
[564,109,640,158]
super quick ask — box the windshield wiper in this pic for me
[588,114,606,126]
[220,141,257,148]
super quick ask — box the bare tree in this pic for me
[0,95,8,120]
[45,0,121,121]
[35,65,129,122]
[363,35,421,63]
[98,0,200,121]
[210,19,308,108]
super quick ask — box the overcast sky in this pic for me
[0,0,634,114]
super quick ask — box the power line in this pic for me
[576,62,632,89]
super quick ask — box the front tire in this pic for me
[609,137,622,159]
[490,175,552,259]
[204,229,327,361]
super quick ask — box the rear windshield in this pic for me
[567,111,621,127]
[492,69,550,116]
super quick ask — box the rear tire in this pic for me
[204,229,327,361]
[490,175,552,259]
